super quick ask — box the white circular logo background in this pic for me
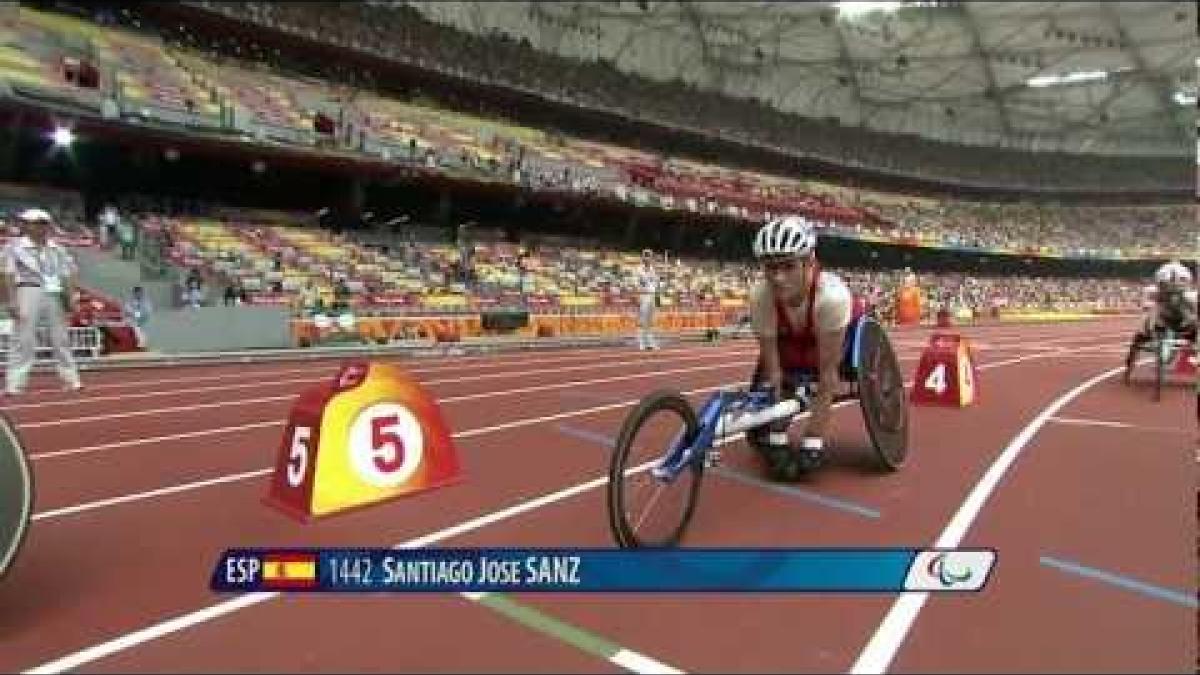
[348,402,425,488]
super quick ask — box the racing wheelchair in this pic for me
[606,315,908,548]
[0,411,32,580]
[1123,324,1196,402]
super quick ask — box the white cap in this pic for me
[17,208,52,222]
[1154,261,1193,285]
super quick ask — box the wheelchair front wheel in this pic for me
[607,390,703,548]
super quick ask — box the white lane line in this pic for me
[24,342,1119,672]
[848,365,1128,674]
[8,341,726,399]
[7,328,1121,405]
[27,351,797,461]
[31,469,274,521]
[9,376,340,412]
[29,377,867,524]
[22,462,650,674]
[23,592,279,675]
[28,346,1073,470]
[6,349,755,413]
[611,649,686,674]
[17,393,299,429]
[18,328,1120,429]
[1048,416,1191,435]
[29,421,287,461]
[27,348,1090,525]
[16,358,758,430]
[28,375,757,523]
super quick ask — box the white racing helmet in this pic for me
[1154,260,1193,285]
[17,208,53,222]
[753,215,817,259]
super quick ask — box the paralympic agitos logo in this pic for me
[927,552,975,587]
[903,549,995,592]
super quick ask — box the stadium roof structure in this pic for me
[400,1,1197,158]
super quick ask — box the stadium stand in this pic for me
[0,4,1186,356]
[0,5,1188,260]
[150,0,1190,192]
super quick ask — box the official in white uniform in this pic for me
[636,249,660,350]
[3,209,81,394]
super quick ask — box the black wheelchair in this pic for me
[0,412,32,580]
[1124,323,1196,402]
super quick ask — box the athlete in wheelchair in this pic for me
[742,216,903,481]
[1124,260,1197,397]
[606,216,907,547]
[1127,262,1197,358]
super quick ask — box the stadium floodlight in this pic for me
[1026,70,1111,88]
[50,127,74,147]
[835,1,941,18]
[835,1,905,18]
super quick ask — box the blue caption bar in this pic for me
[211,548,997,593]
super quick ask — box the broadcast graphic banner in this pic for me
[212,548,996,593]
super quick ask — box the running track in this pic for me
[0,317,1193,673]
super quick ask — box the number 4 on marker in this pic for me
[924,363,948,395]
[372,415,405,473]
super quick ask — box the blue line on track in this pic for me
[709,466,881,519]
[1040,555,1197,608]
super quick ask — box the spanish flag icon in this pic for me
[262,552,318,590]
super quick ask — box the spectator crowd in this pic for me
[168,0,1189,193]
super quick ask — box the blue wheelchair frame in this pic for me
[649,315,872,482]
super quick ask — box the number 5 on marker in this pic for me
[371,415,404,473]
[287,426,312,487]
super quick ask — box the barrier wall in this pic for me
[291,309,741,347]
[147,305,294,352]
[0,326,101,359]
[288,304,1133,348]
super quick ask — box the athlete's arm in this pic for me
[1181,289,1198,326]
[758,335,784,399]
[61,248,78,313]
[1,245,15,322]
[805,324,846,440]
[803,275,853,440]
[750,283,784,398]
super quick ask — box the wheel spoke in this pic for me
[629,482,668,534]
[608,392,702,548]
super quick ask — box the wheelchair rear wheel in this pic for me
[856,320,909,471]
[0,412,33,580]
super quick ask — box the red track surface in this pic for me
[0,318,1193,673]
